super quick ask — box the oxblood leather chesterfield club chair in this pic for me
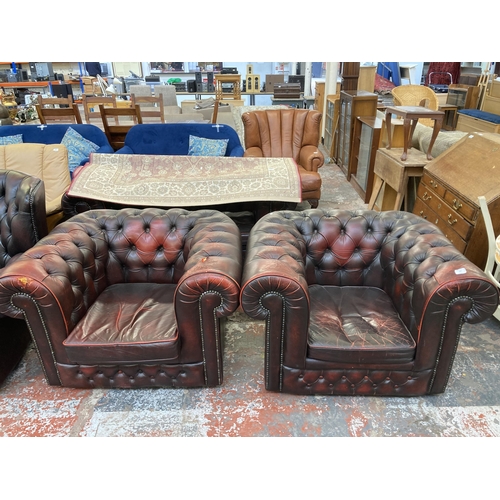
[241,108,324,208]
[0,169,48,385]
[0,208,242,389]
[240,209,499,397]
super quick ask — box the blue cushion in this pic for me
[187,135,229,156]
[0,134,23,145]
[61,127,99,173]
[458,109,500,124]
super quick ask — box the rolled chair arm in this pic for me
[382,227,499,392]
[241,221,310,390]
[229,145,245,157]
[0,230,107,384]
[417,261,498,393]
[175,213,242,386]
[179,220,243,319]
[243,146,264,158]
[299,145,324,172]
[114,145,134,155]
[95,145,114,155]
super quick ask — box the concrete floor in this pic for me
[1,147,499,440]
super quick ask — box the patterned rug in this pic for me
[68,153,302,206]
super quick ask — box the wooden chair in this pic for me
[36,103,83,124]
[211,100,219,124]
[130,94,164,123]
[82,94,117,124]
[99,104,143,150]
[37,95,74,108]
[478,195,500,321]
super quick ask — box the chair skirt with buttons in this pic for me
[0,208,242,389]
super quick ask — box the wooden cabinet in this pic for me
[357,65,377,93]
[335,90,378,176]
[447,84,480,110]
[323,94,340,161]
[412,132,500,269]
[349,116,383,202]
[340,62,360,91]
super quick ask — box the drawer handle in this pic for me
[447,214,458,226]
[452,199,463,211]
[419,211,427,220]
[423,192,432,201]
[429,180,438,189]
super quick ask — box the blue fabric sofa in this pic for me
[0,124,113,172]
[457,109,500,124]
[114,123,244,157]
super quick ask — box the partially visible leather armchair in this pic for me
[0,169,48,385]
[241,209,499,396]
[0,208,242,389]
[242,108,324,208]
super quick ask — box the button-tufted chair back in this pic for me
[49,208,211,289]
[251,209,439,284]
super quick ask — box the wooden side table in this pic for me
[368,148,431,212]
[215,74,241,101]
[385,105,444,161]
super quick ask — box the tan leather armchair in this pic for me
[0,143,71,231]
[242,108,324,208]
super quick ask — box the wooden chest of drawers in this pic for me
[413,132,500,269]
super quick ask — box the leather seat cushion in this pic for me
[63,283,179,364]
[308,285,416,364]
[298,167,321,193]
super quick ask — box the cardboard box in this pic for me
[265,74,284,93]
[82,77,96,85]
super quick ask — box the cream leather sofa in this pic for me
[0,143,71,229]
